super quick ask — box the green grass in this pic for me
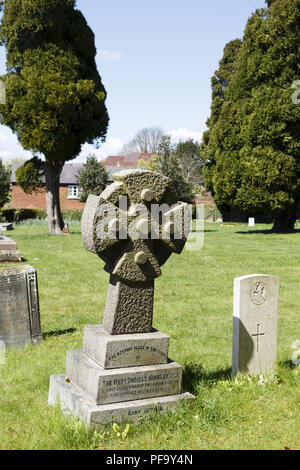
[0,221,299,450]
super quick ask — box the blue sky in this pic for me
[0,0,266,161]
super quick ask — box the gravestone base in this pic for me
[1,223,13,231]
[83,325,170,369]
[49,324,194,426]
[66,350,182,404]
[49,374,194,426]
[0,236,22,263]
[0,250,22,263]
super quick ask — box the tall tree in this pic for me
[202,39,242,218]
[152,136,194,202]
[121,127,164,154]
[175,139,204,190]
[207,0,300,232]
[0,0,109,234]
[76,155,108,202]
[0,158,10,209]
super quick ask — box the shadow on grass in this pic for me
[279,360,298,370]
[236,229,300,235]
[43,328,77,339]
[182,362,232,394]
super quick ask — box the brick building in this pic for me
[104,153,156,169]
[10,153,156,210]
[10,163,85,210]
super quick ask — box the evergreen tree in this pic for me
[153,136,194,202]
[0,158,10,209]
[76,155,108,202]
[0,0,109,234]
[175,139,204,190]
[207,0,300,232]
[203,39,242,218]
[15,157,44,194]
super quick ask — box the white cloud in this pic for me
[169,128,203,143]
[0,126,33,161]
[0,125,123,163]
[76,138,124,162]
[97,49,122,62]
[0,124,205,166]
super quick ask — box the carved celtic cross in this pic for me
[82,169,190,335]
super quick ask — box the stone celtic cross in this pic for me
[82,169,190,335]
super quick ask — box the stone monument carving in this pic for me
[0,265,43,348]
[49,169,194,425]
[232,274,279,376]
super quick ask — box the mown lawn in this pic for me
[0,221,299,450]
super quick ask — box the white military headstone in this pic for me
[248,218,255,227]
[232,274,279,376]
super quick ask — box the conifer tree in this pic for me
[76,156,108,202]
[206,0,300,232]
[0,0,109,233]
[0,158,10,209]
[153,136,194,202]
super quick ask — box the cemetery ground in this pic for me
[0,221,299,450]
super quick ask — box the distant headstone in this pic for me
[248,218,255,227]
[232,274,279,376]
[1,223,13,231]
[0,265,43,349]
[0,225,21,262]
[49,169,194,425]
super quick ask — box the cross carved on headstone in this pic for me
[252,323,265,353]
[81,169,190,335]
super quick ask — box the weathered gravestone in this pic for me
[0,265,43,348]
[232,274,279,376]
[0,224,22,263]
[49,169,194,426]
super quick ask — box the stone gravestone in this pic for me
[0,265,43,348]
[0,224,22,263]
[248,218,255,228]
[232,274,279,376]
[49,169,194,426]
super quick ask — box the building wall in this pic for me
[10,184,85,210]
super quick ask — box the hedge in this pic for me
[0,209,83,223]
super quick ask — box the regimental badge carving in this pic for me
[250,282,267,305]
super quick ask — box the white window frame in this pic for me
[68,184,80,199]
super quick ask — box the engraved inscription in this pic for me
[99,369,180,402]
[250,282,267,305]
[108,344,167,362]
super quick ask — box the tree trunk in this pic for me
[45,161,67,235]
[271,201,299,233]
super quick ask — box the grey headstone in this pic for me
[81,169,189,335]
[0,265,43,348]
[232,274,279,376]
[49,170,194,425]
